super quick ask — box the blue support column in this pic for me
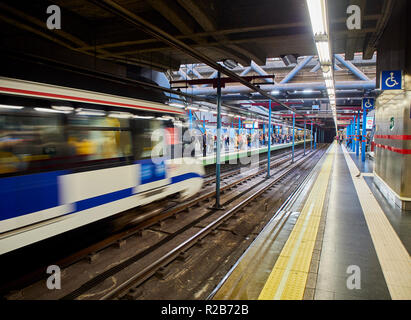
[314,127,317,150]
[189,109,192,129]
[238,117,241,134]
[310,122,313,150]
[362,109,367,161]
[353,115,357,153]
[292,112,295,162]
[304,120,306,156]
[350,120,353,150]
[356,112,360,156]
[267,100,272,178]
[215,71,222,209]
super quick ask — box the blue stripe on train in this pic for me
[0,171,202,223]
[170,172,202,184]
[75,188,134,212]
[0,170,68,221]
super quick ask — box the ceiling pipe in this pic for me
[334,54,370,81]
[250,60,272,83]
[189,80,375,95]
[280,56,313,84]
[240,66,252,76]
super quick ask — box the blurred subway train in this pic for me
[0,77,204,254]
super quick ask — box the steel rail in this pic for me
[99,147,326,300]
[0,148,306,296]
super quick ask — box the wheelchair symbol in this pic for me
[385,72,399,88]
[364,99,372,108]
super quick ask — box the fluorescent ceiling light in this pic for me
[186,106,198,111]
[323,70,332,79]
[316,41,331,64]
[271,90,280,95]
[0,104,24,110]
[199,108,208,112]
[327,88,335,96]
[306,0,328,36]
[303,89,313,94]
[325,79,334,88]
[35,107,71,114]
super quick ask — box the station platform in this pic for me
[201,140,311,165]
[211,142,411,300]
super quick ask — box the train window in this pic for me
[133,118,165,160]
[0,112,67,174]
[67,114,132,162]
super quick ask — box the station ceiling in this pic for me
[0,0,393,72]
[0,0,395,130]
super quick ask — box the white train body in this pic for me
[0,77,204,254]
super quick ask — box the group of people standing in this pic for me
[200,131,304,156]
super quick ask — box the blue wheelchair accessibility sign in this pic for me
[381,70,402,90]
[362,98,375,110]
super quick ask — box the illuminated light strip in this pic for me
[0,87,185,115]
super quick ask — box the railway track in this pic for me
[2,145,324,300]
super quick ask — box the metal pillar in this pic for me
[267,100,272,178]
[362,109,367,162]
[353,119,356,151]
[215,71,222,209]
[356,112,360,156]
[292,112,295,162]
[311,122,313,150]
[304,120,306,156]
[238,117,241,134]
[314,127,317,150]
[189,109,192,129]
[350,121,352,150]
[352,117,355,152]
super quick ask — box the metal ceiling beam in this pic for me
[0,3,180,71]
[176,0,262,66]
[362,0,395,59]
[77,14,382,52]
[87,0,299,114]
[145,0,196,36]
[100,28,376,57]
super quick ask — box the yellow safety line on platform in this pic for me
[258,143,336,300]
[342,145,411,300]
